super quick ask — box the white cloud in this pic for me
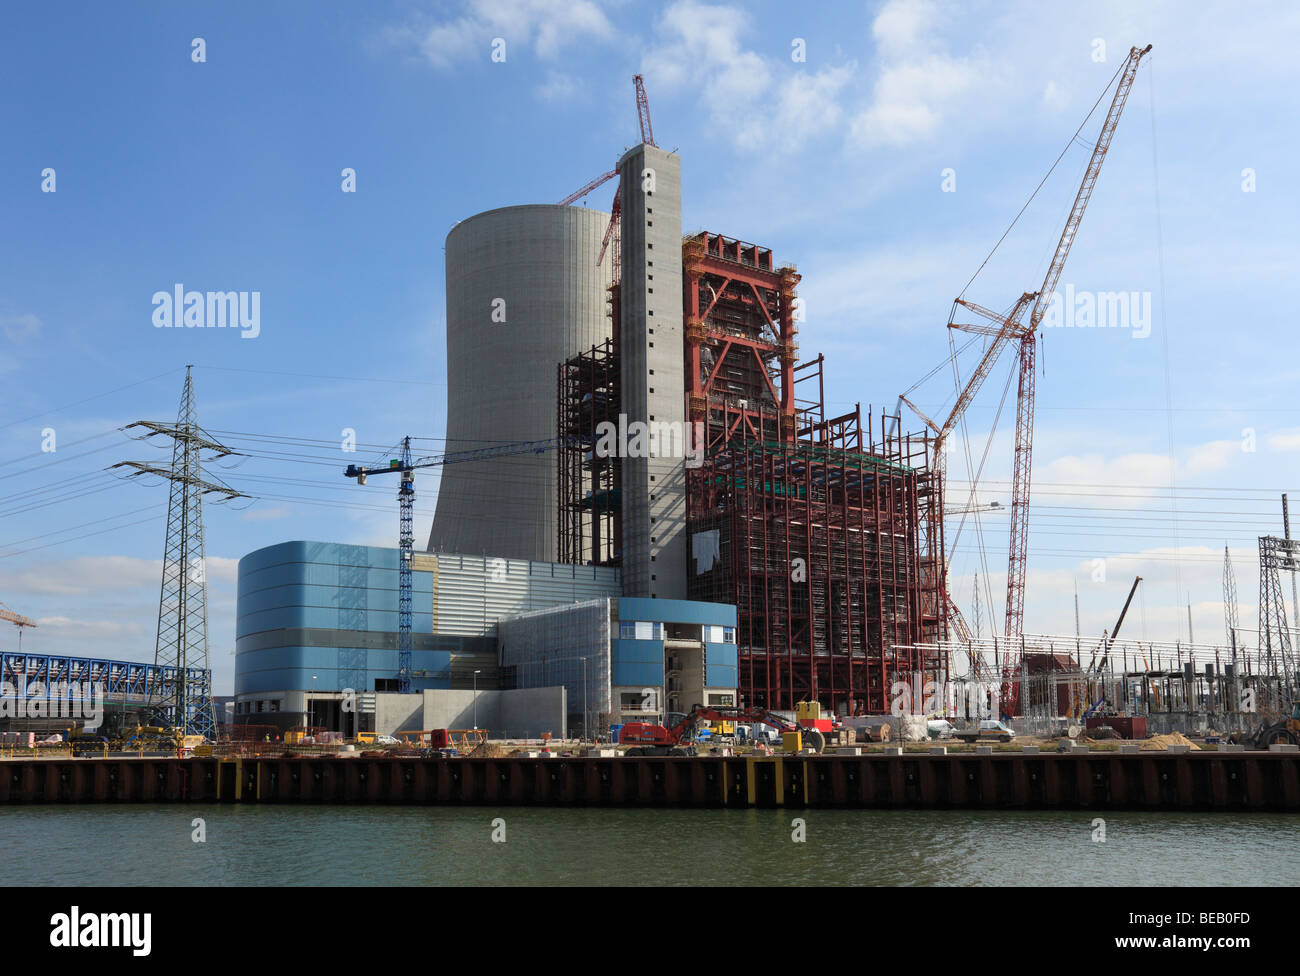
[1265,429,1300,453]
[1041,80,1068,111]
[848,0,991,149]
[643,1,854,154]
[382,0,615,70]
[241,505,292,522]
[1,313,42,342]
[34,616,144,639]
[0,554,238,597]
[536,71,582,103]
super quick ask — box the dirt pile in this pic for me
[1141,732,1200,750]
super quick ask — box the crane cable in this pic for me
[955,57,1128,303]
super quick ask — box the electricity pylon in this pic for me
[112,366,244,737]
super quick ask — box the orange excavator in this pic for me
[619,704,830,756]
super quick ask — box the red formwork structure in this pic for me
[557,231,947,715]
[682,232,946,714]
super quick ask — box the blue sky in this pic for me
[2,0,1298,694]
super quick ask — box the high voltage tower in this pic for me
[111,366,245,737]
[1223,545,1240,653]
[1259,534,1300,699]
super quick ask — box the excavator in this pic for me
[1245,701,1300,749]
[619,704,829,756]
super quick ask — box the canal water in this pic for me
[2,806,1296,885]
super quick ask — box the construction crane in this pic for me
[557,169,617,207]
[344,436,571,693]
[634,73,656,148]
[559,75,660,285]
[0,601,36,650]
[1090,575,1143,672]
[902,44,1152,711]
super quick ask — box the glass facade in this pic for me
[235,541,620,696]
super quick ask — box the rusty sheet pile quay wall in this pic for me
[3,753,1300,811]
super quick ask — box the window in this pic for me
[708,694,735,707]
[619,622,636,640]
[255,700,264,713]
[269,700,280,712]
[723,627,736,643]
[652,622,663,639]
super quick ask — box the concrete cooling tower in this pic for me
[428,204,614,561]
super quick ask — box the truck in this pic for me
[619,704,830,756]
[954,719,1016,744]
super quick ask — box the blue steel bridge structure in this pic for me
[0,650,215,739]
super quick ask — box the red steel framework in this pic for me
[681,233,944,712]
[557,230,947,714]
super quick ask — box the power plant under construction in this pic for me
[5,61,1300,767]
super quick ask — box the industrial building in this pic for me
[235,111,945,732]
[552,142,946,715]
[234,540,734,736]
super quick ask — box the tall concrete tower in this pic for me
[618,144,686,599]
[429,204,613,561]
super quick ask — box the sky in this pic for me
[2,0,1298,695]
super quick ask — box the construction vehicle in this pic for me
[619,704,829,756]
[1246,701,1300,749]
[954,719,1016,744]
[117,724,204,752]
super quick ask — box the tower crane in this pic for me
[901,44,1152,713]
[558,75,660,284]
[344,436,571,693]
[0,601,36,650]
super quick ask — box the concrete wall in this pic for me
[375,692,424,737]
[375,688,566,739]
[428,204,615,562]
[618,145,687,599]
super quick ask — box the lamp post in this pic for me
[581,656,589,743]
[472,669,481,730]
